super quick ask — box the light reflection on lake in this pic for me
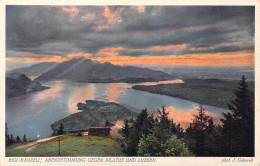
[139,79,184,86]
[32,84,64,102]
[106,83,130,102]
[6,80,228,139]
[68,83,96,114]
[165,106,223,130]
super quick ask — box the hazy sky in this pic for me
[6,6,255,66]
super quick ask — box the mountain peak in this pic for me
[35,58,174,83]
[6,73,49,98]
[68,57,93,63]
[6,72,28,80]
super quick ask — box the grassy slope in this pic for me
[6,142,36,157]
[6,134,125,157]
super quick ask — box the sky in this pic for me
[6,6,255,67]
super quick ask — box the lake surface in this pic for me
[6,80,229,140]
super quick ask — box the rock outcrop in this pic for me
[6,72,49,98]
[51,100,137,135]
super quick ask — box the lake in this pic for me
[6,80,229,140]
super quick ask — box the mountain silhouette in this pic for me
[35,58,174,83]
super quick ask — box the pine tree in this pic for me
[5,123,9,146]
[121,108,154,156]
[6,135,11,145]
[10,134,14,144]
[105,120,110,127]
[170,119,177,134]
[23,134,27,142]
[5,122,7,138]
[58,123,64,135]
[137,106,192,156]
[16,136,21,143]
[121,120,129,138]
[154,117,159,125]
[138,133,193,156]
[129,116,134,123]
[221,76,254,156]
[176,123,184,138]
[153,106,172,142]
[157,105,171,131]
[186,105,215,156]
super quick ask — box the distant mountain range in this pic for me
[6,73,49,98]
[35,58,174,83]
[7,62,59,78]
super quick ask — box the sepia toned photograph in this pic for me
[2,3,258,164]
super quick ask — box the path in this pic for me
[8,135,59,154]
[25,136,59,153]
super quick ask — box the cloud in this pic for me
[6,6,255,66]
[99,47,125,53]
[103,6,123,24]
[137,6,145,13]
[96,45,187,57]
[91,44,188,58]
[143,45,187,51]
[189,40,254,52]
[66,53,93,59]
[7,49,254,66]
[95,25,110,31]
[96,52,118,57]
[6,51,93,62]
[80,11,96,21]
[91,50,254,66]
[61,6,80,18]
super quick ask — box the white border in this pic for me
[0,0,259,166]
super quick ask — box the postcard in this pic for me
[0,0,259,166]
